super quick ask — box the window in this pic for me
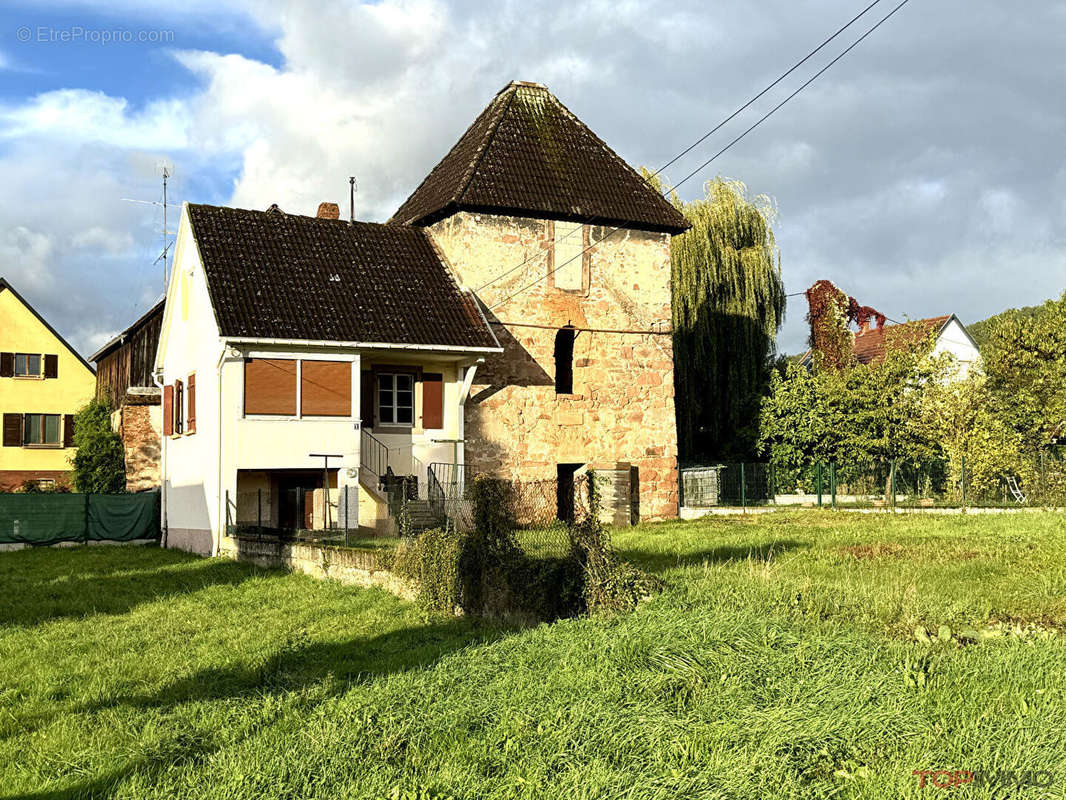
[15,353,41,377]
[377,372,414,426]
[554,327,576,394]
[24,414,61,446]
[552,221,586,292]
[174,379,184,435]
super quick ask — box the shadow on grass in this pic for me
[617,539,808,574]
[0,549,255,627]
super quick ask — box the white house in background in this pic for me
[155,201,500,556]
[801,314,982,378]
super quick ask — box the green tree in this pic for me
[71,399,126,493]
[981,293,1066,452]
[759,330,950,491]
[658,175,786,460]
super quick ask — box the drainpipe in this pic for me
[152,367,168,548]
[215,345,232,557]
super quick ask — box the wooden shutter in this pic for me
[187,373,196,434]
[63,414,75,448]
[0,353,13,377]
[44,354,58,379]
[2,413,22,447]
[163,384,174,436]
[360,370,375,428]
[301,361,351,416]
[244,359,297,415]
[421,373,444,429]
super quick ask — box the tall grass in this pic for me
[2,512,1065,798]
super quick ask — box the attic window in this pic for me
[554,326,576,394]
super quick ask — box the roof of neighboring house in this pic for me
[185,203,500,351]
[852,315,952,365]
[389,81,690,234]
[0,277,96,374]
[89,297,165,363]
[799,315,970,367]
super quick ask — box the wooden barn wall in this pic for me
[95,310,163,407]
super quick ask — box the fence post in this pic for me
[961,455,966,508]
[830,462,837,508]
[740,462,747,510]
[82,492,90,544]
[1040,450,1047,505]
[257,488,262,539]
[816,462,823,508]
[890,459,897,509]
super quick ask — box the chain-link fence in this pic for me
[681,451,1066,509]
[225,485,361,545]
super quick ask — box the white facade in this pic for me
[931,316,982,379]
[155,204,495,556]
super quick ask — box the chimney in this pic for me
[858,320,870,335]
[317,202,340,220]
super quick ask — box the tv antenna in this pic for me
[122,164,177,294]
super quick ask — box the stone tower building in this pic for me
[391,81,689,520]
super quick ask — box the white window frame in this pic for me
[376,371,415,428]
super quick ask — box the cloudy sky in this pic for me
[0,0,1063,356]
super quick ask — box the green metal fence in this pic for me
[681,453,1066,509]
[0,490,161,546]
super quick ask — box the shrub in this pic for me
[391,527,465,614]
[71,399,126,494]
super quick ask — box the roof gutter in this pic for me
[221,336,502,355]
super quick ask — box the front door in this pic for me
[276,472,323,530]
[556,463,583,523]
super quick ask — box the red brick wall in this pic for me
[119,402,161,492]
[0,470,72,492]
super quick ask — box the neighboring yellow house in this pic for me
[0,278,96,491]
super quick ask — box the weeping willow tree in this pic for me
[652,174,786,460]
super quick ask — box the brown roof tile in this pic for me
[186,204,498,350]
[852,316,951,365]
[389,81,690,234]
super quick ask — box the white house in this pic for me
[801,314,982,378]
[155,201,501,556]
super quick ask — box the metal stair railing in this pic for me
[360,427,390,480]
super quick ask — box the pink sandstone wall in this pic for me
[428,212,679,520]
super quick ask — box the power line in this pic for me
[474,0,886,294]
[489,0,913,312]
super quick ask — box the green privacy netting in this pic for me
[0,491,159,546]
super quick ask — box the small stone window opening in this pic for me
[554,326,576,394]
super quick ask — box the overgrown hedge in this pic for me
[391,474,661,620]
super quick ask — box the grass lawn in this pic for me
[2,512,1066,799]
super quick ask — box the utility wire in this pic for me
[474,0,885,293]
[489,0,913,312]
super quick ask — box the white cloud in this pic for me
[1,0,1065,358]
[0,89,188,150]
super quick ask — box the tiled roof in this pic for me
[852,316,951,365]
[389,81,690,234]
[186,204,498,350]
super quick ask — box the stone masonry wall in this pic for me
[428,212,679,520]
[119,401,161,492]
